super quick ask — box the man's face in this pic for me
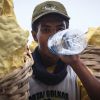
[34,14,67,57]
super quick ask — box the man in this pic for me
[29,1,100,100]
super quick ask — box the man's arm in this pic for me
[59,55,100,100]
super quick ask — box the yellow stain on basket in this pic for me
[0,0,29,75]
[29,41,38,52]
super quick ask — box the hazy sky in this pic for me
[13,0,100,43]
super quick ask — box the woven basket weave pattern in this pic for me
[0,52,33,100]
[80,45,100,79]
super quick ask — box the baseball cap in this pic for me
[31,1,70,26]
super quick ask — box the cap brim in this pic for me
[32,10,70,25]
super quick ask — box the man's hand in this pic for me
[59,55,81,66]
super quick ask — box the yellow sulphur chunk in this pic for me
[0,0,29,75]
[86,27,100,46]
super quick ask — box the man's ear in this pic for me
[31,31,38,42]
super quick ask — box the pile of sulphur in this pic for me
[86,27,100,46]
[0,0,29,76]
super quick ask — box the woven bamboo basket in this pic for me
[0,51,33,100]
[80,45,100,80]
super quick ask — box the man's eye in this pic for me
[41,28,50,33]
[58,27,65,31]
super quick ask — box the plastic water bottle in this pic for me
[48,29,87,55]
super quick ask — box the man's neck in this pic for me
[40,53,59,67]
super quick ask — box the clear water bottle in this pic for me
[48,29,87,55]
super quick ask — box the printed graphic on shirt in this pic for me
[29,90,69,100]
